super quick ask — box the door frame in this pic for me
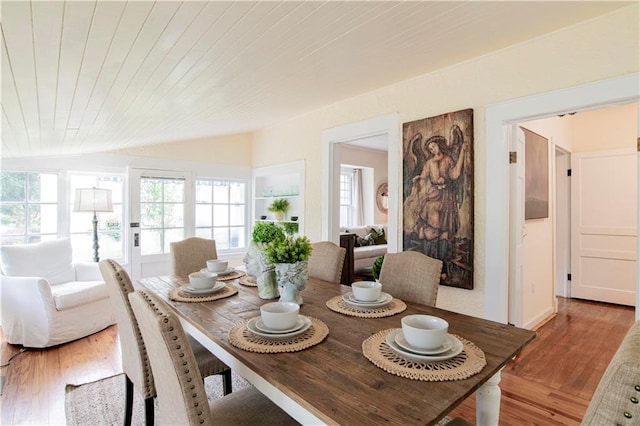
[321,113,399,252]
[555,146,571,299]
[486,72,639,323]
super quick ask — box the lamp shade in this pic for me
[73,188,113,213]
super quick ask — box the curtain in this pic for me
[353,169,365,226]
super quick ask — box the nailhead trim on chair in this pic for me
[106,260,155,397]
[137,290,211,425]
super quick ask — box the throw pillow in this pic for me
[356,234,374,247]
[370,227,387,245]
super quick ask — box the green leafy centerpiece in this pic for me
[244,222,285,299]
[267,198,290,221]
[265,235,312,305]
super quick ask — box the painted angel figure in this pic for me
[403,125,469,266]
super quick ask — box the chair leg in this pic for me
[222,369,233,395]
[124,375,134,426]
[144,397,154,426]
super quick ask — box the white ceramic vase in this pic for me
[244,243,279,299]
[275,260,308,305]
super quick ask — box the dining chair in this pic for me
[582,320,640,425]
[308,241,346,283]
[128,289,298,426]
[99,259,232,426]
[170,237,217,277]
[377,251,443,306]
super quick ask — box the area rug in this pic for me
[65,372,250,425]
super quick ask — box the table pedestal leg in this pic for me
[476,370,502,426]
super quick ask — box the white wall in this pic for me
[339,145,388,225]
[251,6,639,318]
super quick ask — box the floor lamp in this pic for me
[74,187,113,262]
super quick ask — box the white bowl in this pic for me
[351,281,382,302]
[188,271,217,289]
[260,302,300,331]
[401,315,449,350]
[207,259,228,273]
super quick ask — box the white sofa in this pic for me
[0,238,116,348]
[339,225,387,273]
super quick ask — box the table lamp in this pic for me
[74,187,113,262]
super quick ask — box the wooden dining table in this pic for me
[138,274,535,425]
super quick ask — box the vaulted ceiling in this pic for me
[1,1,630,159]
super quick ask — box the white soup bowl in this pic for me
[401,315,449,350]
[351,281,382,302]
[207,259,228,273]
[188,271,217,289]
[260,302,300,331]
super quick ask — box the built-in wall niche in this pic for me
[252,160,305,233]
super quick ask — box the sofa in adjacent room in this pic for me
[339,224,388,274]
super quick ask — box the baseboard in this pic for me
[524,306,556,330]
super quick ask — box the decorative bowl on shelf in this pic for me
[260,215,267,220]
[290,216,298,222]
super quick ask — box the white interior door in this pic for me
[509,126,526,326]
[570,149,637,305]
[129,168,191,281]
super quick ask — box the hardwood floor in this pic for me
[0,297,635,425]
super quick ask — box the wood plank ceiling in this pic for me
[0,1,630,159]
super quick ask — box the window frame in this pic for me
[194,176,249,254]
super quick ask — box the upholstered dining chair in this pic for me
[377,251,443,306]
[308,241,346,283]
[99,259,232,426]
[128,289,298,426]
[582,320,640,425]
[170,237,217,277]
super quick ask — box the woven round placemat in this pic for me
[238,275,257,287]
[326,295,407,318]
[362,328,486,381]
[169,284,238,302]
[228,317,329,353]
[216,270,246,281]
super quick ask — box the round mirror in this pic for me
[376,183,388,213]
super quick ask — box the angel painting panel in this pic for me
[402,109,474,290]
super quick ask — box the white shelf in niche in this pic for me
[252,160,305,235]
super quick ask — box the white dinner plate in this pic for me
[182,281,225,295]
[348,292,389,304]
[385,329,463,362]
[247,316,311,339]
[255,317,306,334]
[394,332,453,355]
[201,267,235,276]
[342,292,392,308]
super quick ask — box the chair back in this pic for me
[309,241,346,283]
[170,237,217,278]
[129,290,213,426]
[582,320,640,425]
[1,238,75,284]
[378,251,442,306]
[99,259,155,399]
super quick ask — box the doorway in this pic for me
[487,72,640,324]
[321,113,399,252]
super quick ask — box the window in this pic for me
[139,176,185,255]
[195,179,246,250]
[70,174,125,262]
[339,170,353,227]
[0,171,58,245]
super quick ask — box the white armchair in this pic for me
[0,238,116,348]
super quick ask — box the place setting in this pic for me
[326,281,406,318]
[229,301,329,353]
[362,314,487,381]
[200,259,246,281]
[169,270,238,302]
